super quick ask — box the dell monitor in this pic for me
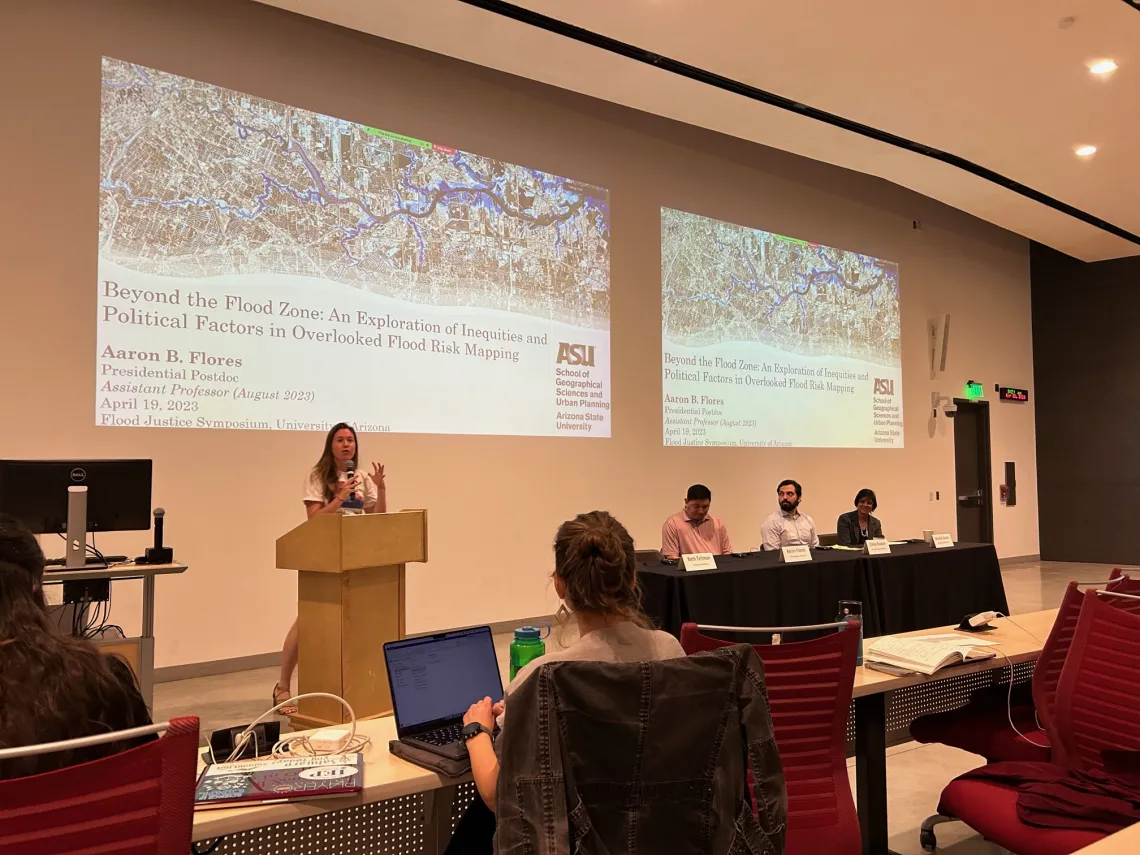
[0,460,152,567]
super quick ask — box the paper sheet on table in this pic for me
[831,545,861,551]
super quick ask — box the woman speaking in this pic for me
[273,422,386,713]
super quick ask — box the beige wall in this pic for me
[0,0,1037,667]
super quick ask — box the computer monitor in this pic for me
[0,459,152,535]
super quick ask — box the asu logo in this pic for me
[556,342,596,367]
[873,378,895,395]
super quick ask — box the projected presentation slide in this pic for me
[97,58,611,436]
[661,208,902,448]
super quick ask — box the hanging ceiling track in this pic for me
[456,0,1140,250]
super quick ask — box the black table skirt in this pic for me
[638,542,1008,639]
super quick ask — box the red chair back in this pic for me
[681,623,860,855]
[0,717,199,855]
[1030,582,1084,740]
[1052,593,1140,772]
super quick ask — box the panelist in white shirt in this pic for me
[760,479,819,550]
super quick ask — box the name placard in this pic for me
[780,545,813,564]
[682,552,717,572]
[931,533,955,549]
[864,538,892,555]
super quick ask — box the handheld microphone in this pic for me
[141,507,174,565]
[345,459,358,502]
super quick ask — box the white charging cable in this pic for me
[218,692,371,764]
[990,613,1049,749]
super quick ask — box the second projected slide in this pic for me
[98,58,610,436]
[662,209,902,448]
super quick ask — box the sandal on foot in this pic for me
[272,683,298,715]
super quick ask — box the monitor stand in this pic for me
[65,486,89,569]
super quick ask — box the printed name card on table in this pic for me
[864,538,892,555]
[682,552,717,572]
[931,533,954,549]
[779,545,813,564]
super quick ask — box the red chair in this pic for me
[929,592,1140,854]
[681,621,861,855]
[0,717,199,855]
[910,571,1140,764]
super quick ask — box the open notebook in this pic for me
[865,633,998,676]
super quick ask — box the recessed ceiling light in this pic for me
[1074,144,1098,157]
[1088,59,1118,75]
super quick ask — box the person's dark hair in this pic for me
[553,511,645,626]
[854,488,878,511]
[0,514,150,780]
[314,422,359,502]
[686,484,712,502]
[777,479,802,498]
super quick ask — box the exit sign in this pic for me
[997,386,1029,403]
[964,381,985,401]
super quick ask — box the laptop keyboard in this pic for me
[417,724,464,746]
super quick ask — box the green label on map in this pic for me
[363,127,430,148]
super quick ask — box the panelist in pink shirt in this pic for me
[661,484,733,559]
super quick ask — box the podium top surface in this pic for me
[42,562,188,584]
[276,509,427,573]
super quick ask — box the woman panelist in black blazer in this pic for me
[837,489,884,546]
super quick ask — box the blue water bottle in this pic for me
[836,600,864,665]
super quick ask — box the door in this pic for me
[952,399,994,543]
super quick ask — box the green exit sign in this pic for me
[965,381,985,401]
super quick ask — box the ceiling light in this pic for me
[1088,59,1118,75]
[1074,144,1097,157]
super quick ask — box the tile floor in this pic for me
[155,560,1130,855]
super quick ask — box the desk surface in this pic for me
[637,541,994,578]
[42,562,188,583]
[192,607,1059,843]
[854,608,1056,698]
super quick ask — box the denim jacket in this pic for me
[495,644,787,854]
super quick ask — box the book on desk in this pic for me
[865,633,999,676]
[194,754,364,809]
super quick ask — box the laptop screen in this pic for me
[384,626,504,732]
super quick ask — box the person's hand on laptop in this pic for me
[463,697,503,733]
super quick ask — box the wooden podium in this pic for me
[276,510,427,729]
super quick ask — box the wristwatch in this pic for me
[462,722,492,743]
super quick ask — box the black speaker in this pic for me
[1004,462,1017,507]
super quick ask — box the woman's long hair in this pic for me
[313,422,359,502]
[0,514,150,779]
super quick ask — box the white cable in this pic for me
[219,692,369,764]
[989,614,1049,749]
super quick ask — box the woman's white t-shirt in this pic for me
[302,468,378,508]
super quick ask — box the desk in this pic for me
[637,542,1008,638]
[42,562,187,710]
[853,609,1057,855]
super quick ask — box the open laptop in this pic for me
[383,625,504,761]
